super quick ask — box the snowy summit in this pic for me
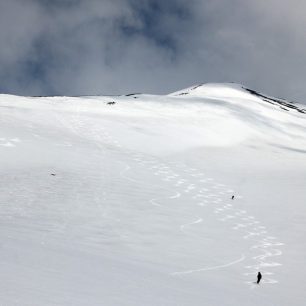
[0,83,305,305]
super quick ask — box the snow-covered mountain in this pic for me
[0,83,305,305]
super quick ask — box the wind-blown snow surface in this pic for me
[0,83,305,305]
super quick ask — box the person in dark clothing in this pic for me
[257,272,262,284]
[231,195,234,200]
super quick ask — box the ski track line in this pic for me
[171,254,246,276]
[54,109,119,245]
[201,184,281,284]
[50,106,90,239]
[59,113,284,287]
[95,121,284,287]
[167,165,284,286]
[180,218,203,232]
[132,159,283,286]
[119,163,182,209]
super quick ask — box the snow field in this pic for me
[0,84,305,305]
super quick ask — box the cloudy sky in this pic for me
[0,0,305,102]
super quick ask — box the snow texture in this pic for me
[0,83,305,305]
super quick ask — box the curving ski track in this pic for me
[56,111,284,286]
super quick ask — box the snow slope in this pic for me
[0,83,305,305]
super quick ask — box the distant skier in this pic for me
[231,195,234,200]
[257,272,262,284]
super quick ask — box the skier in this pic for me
[257,272,262,284]
[231,195,234,200]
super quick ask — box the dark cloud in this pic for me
[121,0,192,52]
[0,0,305,103]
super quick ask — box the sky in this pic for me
[0,0,306,103]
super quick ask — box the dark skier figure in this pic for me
[231,195,234,200]
[257,272,262,284]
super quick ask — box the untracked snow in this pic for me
[0,83,305,305]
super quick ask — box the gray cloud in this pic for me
[0,0,305,103]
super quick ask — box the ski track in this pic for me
[180,218,203,233]
[56,109,283,286]
[171,254,246,275]
[49,105,87,239]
